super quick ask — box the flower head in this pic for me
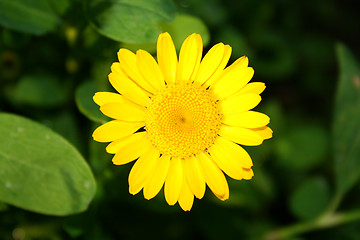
[92,32,272,211]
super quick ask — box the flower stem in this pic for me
[264,209,360,240]
[322,191,343,216]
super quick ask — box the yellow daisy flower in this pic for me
[92,32,272,211]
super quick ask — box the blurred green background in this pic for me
[1,0,360,239]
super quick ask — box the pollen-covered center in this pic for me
[145,83,221,158]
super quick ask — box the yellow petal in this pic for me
[190,34,203,81]
[164,158,183,206]
[117,48,156,93]
[194,43,225,85]
[136,49,165,90]
[143,155,171,200]
[109,63,149,106]
[92,120,144,143]
[243,168,254,180]
[184,157,206,199]
[238,82,266,95]
[222,111,270,128]
[251,126,273,140]
[208,136,253,180]
[111,136,152,165]
[203,44,232,87]
[213,54,246,85]
[212,136,253,168]
[176,33,203,82]
[128,147,160,195]
[178,164,194,211]
[100,101,145,122]
[197,152,229,201]
[208,144,243,180]
[93,92,124,106]
[219,93,261,115]
[106,131,147,154]
[211,57,254,99]
[157,32,177,84]
[219,125,264,146]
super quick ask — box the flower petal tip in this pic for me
[181,207,192,212]
[129,187,140,195]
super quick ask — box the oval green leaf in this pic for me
[84,0,176,43]
[290,177,330,220]
[276,124,328,170]
[0,0,69,35]
[333,44,360,196]
[0,113,96,216]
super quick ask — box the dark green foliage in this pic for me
[0,0,360,239]
[333,44,360,196]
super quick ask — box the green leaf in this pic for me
[118,14,211,56]
[121,42,157,55]
[162,13,210,49]
[84,0,176,43]
[0,0,69,35]
[49,0,71,15]
[276,124,328,170]
[334,44,360,196]
[290,177,330,220]
[0,113,96,216]
[75,81,110,124]
[11,75,67,108]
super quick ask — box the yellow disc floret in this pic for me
[146,83,221,158]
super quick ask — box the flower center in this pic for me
[145,83,222,158]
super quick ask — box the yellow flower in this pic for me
[92,32,272,211]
